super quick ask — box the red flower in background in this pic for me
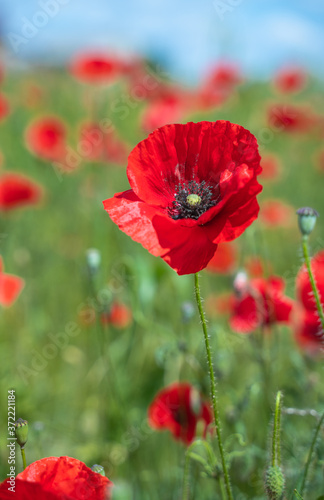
[259,199,295,228]
[141,93,189,132]
[25,116,67,161]
[101,301,132,328]
[273,67,307,94]
[103,121,262,275]
[0,456,112,500]
[79,122,129,166]
[294,251,324,352]
[206,242,237,274]
[268,104,316,133]
[197,63,242,109]
[0,256,24,307]
[148,382,212,445]
[70,53,125,84]
[0,93,10,121]
[260,154,281,181]
[0,172,43,211]
[230,275,294,333]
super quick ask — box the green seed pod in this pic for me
[91,464,105,476]
[265,465,285,500]
[14,418,28,448]
[296,207,319,236]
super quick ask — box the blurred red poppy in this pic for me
[260,154,281,181]
[70,53,125,85]
[141,92,190,132]
[230,276,294,333]
[273,67,307,94]
[148,382,212,445]
[0,256,25,307]
[25,117,67,161]
[0,93,10,121]
[0,172,42,211]
[0,456,112,500]
[296,250,324,313]
[206,242,237,274]
[103,121,262,275]
[268,104,315,133]
[259,199,294,227]
[197,63,242,109]
[101,302,132,328]
[295,308,323,354]
[79,122,129,166]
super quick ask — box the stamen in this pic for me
[168,180,218,220]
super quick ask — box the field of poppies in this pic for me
[0,56,324,499]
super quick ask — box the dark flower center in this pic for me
[168,180,217,220]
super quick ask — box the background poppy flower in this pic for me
[141,91,190,132]
[0,256,25,307]
[296,250,324,313]
[148,382,212,445]
[230,275,294,333]
[268,104,316,133]
[101,301,132,328]
[273,67,307,94]
[0,172,43,211]
[260,154,281,181]
[25,116,67,162]
[0,93,10,121]
[103,121,262,275]
[70,53,125,84]
[0,456,113,500]
[259,199,295,227]
[205,242,237,274]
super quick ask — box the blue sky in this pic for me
[1,0,324,83]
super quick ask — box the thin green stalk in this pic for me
[302,235,324,331]
[300,410,324,495]
[194,273,233,500]
[272,391,282,467]
[182,449,191,500]
[20,448,27,470]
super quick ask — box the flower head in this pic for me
[70,53,125,85]
[0,172,43,211]
[0,256,25,307]
[25,116,67,162]
[148,382,212,445]
[0,456,113,500]
[103,121,262,275]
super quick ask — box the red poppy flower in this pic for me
[70,53,125,84]
[0,172,42,211]
[296,250,324,313]
[230,275,294,333]
[148,382,212,445]
[0,93,10,121]
[260,154,281,181]
[79,122,129,166]
[0,456,112,500]
[141,93,189,132]
[294,308,324,354]
[25,117,67,161]
[103,121,262,275]
[101,301,132,328]
[206,242,237,274]
[196,63,242,110]
[259,199,294,228]
[273,67,307,94]
[0,256,25,307]
[268,104,315,133]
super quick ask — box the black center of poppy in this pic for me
[168,180,217,220]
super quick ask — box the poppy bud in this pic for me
[265,465,285,499]
[181,301,195,323]
[91,464,105,476]
[233,270,248,296]
[296,207,319,236]
[189,387,202,416]
[86,248,101,275]
[14,418,28,448]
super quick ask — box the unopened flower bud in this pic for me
[14,418,28,448]
[296,207,319,236]
[265,465,285,499]
[189,387,202,416]
[181,301,195,323]
[86,248,101,275]
[91,464,105,476]
[233,270,248,295]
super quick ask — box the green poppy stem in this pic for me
[300,410,324,495]
[194,273,233,500]
[272,391,282,467]
[301,235,324,331]
[20,447,27,470]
